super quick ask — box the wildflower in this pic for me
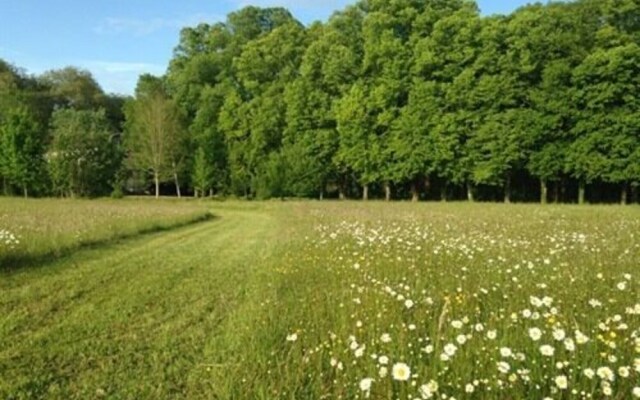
[553,328,566,341]
[286,333,298,342]
[500,347,513,358]
[564,338,576,352]
[359,378,374,393]
[530,296,543,308]
[487,330,497,340]
[444,343,457,356]
[540,345,555,357]
[380,333,391,343]
[597,366,615,382]
[379,367,388,378]
[575,330,590,344]
[584,368,595,379]
[555,375,568,390]
[618,366,630,378]
[456,334,467,345]
[419,380,439,399]
[497,361,511,374]
[392,363,411,381]
[405,299,415,309]
[465,383,475,393]
[632,387,640,398]
[529,327,542,341]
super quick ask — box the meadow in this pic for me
[0,198,211,268]
[1,200,639,399]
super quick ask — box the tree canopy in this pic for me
[1,0,639,203]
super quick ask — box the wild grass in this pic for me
[0,198,212,269]
[1,201,639,399]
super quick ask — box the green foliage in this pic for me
[124,83,187,197]
[49,109,121,197]
[0,106,47,196]
[2,0,640,202]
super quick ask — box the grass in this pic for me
[1,200,639,399]
[0,198,212,269]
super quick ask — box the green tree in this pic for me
[40,67,106,110]
[49,109,120,197]
[570,42,640,204]
[124,81,187,198]
[0,107,47,197]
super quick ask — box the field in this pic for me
[0,198,211,268]
[1,200,639,399]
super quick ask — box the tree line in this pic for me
[1,0,639,203]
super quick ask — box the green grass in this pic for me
[0,198,212,268]
[1,201,639,399]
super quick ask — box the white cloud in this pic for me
[94,13,224,36]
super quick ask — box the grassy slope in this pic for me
[0,203,285,399]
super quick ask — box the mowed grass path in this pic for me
[1,203,286,399]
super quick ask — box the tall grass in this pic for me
[0,198,211,269]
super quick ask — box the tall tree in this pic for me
[125,79,187,198]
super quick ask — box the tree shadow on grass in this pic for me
[0,212,217,273]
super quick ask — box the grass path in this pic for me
[0,204,283,399]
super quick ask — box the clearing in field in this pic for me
[1,200,639,399]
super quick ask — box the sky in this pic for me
[0,0,541,95]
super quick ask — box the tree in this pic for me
[220,19,307,198]
[49,109,120,197]
[0,106,47,197]
[124,81,186,198]
[569,42,640,204]
[40,67,106,110]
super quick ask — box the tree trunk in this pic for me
[339,188,346,201]
[362,184,369,201]
[154,172,160,199]
[411,182,419,202]
[319,188,324,201]
[209,189,214,197]
[467,182,475,202]
[578,180,586,205]
[440,184,448,202]
[23,186,28,199]
[632,185,638,204]
[621,183,628,205]
[174,172,181,198]
[504,173,512,204]
[424,176,431,197]
[540,179,548,205]
[194,189,199,198]
[384,182,391,202]
[553,181,560,204]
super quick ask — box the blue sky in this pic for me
[1,0,540,95]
